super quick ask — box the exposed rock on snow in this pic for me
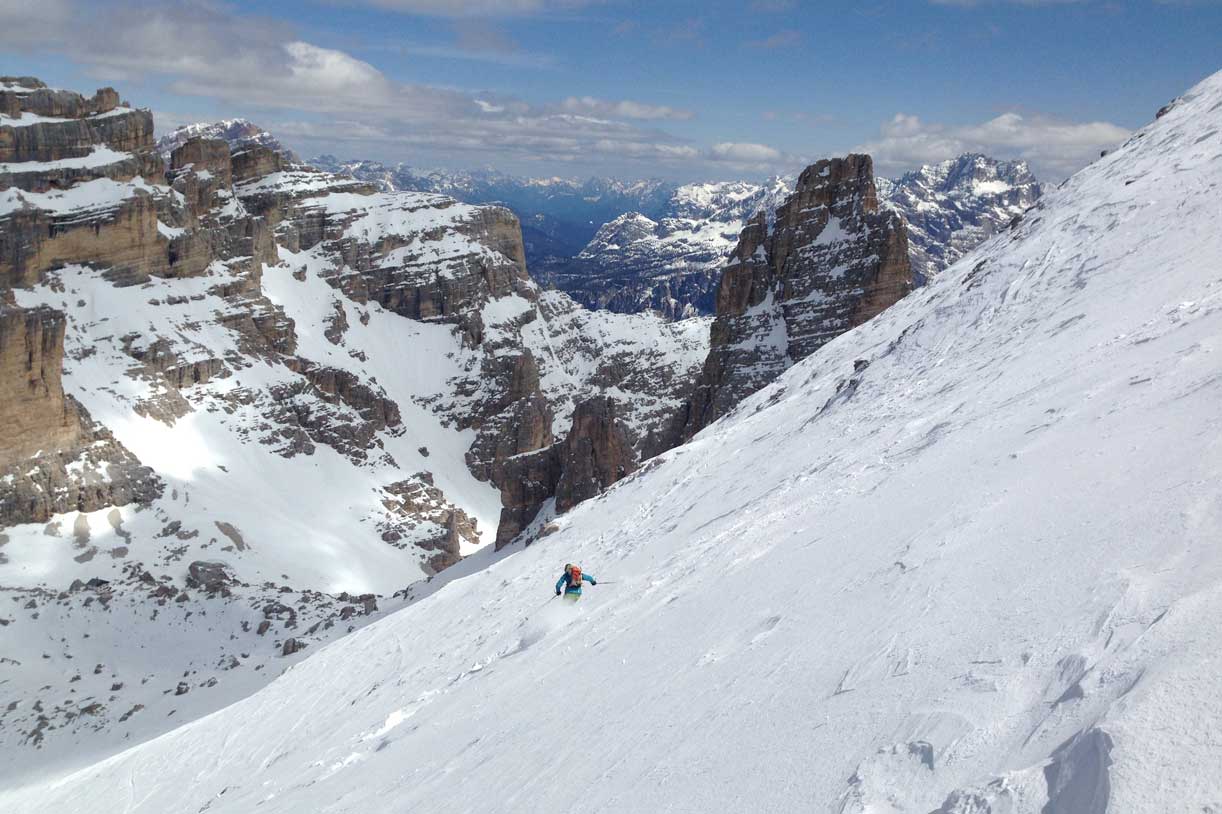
[0,78,710,776]
[0,304,161,527]
[683,153,913,436]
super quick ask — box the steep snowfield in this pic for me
[6,72,1222,812]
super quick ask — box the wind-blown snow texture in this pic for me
[5,72,1222,813]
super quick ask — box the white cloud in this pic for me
[708,142,783,163]
[0,0,725,172]
[560,96,694,121]
[856,110,1130,179]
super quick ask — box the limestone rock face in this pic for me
[0,304,76,462]
[0,77,120,120]
[231,146,284,185]
[554,396,636,514]
[683,154,912,437]
[0,81,178,289]
[170,138,234,193]
[0,304,161,526]
[0,106,155,164]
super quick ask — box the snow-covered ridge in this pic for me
[156,118,298,163]
[0,175,163,217]
[6,68,1218,813]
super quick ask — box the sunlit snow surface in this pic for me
[5,73,1222,812]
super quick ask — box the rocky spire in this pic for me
[682,154,912,437]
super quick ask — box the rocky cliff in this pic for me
[0,77,708,776]
[682,154,913,436]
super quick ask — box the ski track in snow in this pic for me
[4,73,1222,813]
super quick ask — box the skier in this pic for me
[555,563,596,601]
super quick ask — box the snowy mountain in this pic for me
[265,144,1038,320]
[534,177,794,320]
[878,153,1042,284]
[558,155,1041,319]
[5,68,1219,813]
[156,118,299,164]
[0,77,707,778]
[307,156,675,266]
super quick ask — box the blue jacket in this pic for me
[556,569,595,595]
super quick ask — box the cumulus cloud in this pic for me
[0,0,731,172]
[856,110,1129,179]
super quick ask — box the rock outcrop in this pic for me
[0,302,161,527]
[554,396,636,514]
[155,118,301,165]
[0,78,713,781]
[682,154,912,437]
[0,304,76,462]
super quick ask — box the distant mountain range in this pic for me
[311,152,1042,318]
[156,121,1042,319]
[307,155,674,264]
[878,153,1042,284]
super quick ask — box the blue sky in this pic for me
[2,0,1218,181]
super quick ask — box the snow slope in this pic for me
[6,71,1222,812]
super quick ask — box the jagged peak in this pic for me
[896,151,1040,194]
[155,119,298,163]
